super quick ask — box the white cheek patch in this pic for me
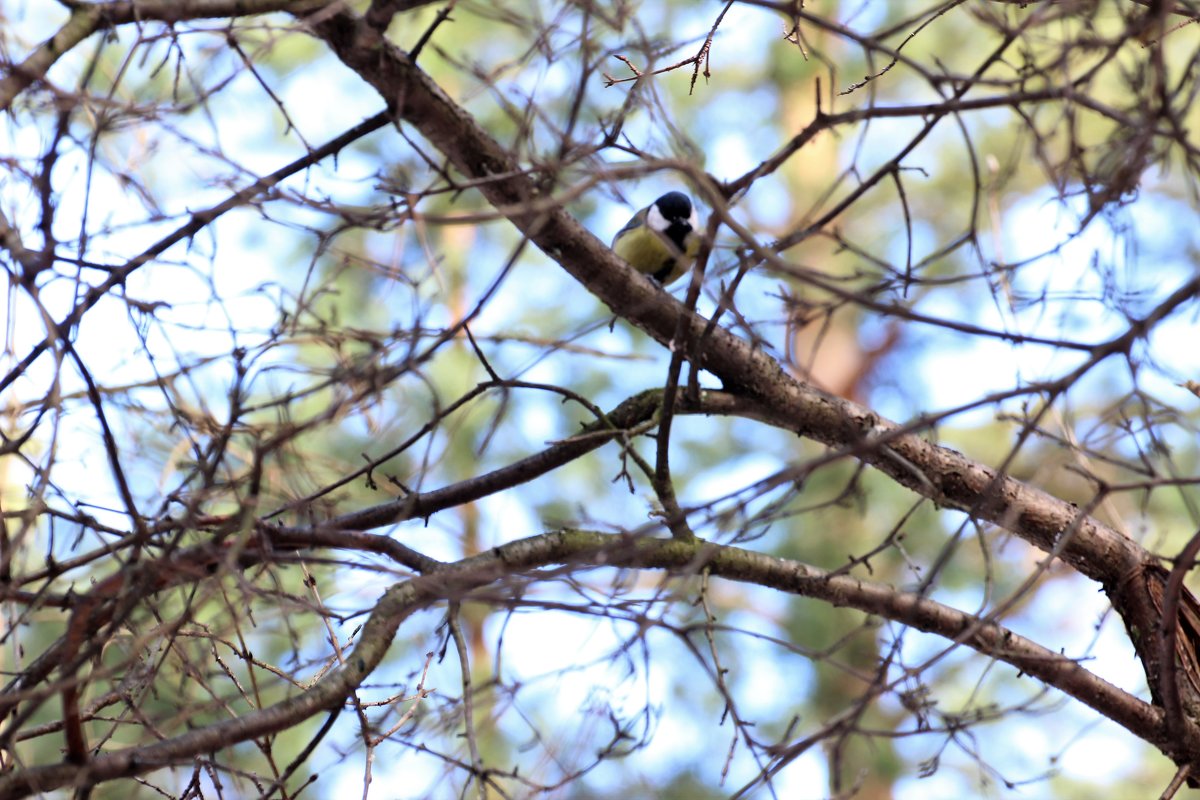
[687,208,699,231]
[646,203,669,233]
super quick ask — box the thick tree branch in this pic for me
[0,531,1176,798]
[1,1,1196,794]
[298,3,1200,769]
[301,6,1142,584]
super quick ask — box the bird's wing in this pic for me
[611,207,648,247]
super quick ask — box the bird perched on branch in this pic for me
[611,191,700,285]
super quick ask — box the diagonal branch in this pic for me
[300,2,1200,768]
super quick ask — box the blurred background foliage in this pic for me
[3,0,1200,797]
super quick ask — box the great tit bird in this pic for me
[611,191,700,285]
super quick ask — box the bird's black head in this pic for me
[654,191,693,224]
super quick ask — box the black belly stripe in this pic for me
[666,223,690,252]
[652,222,691,281]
